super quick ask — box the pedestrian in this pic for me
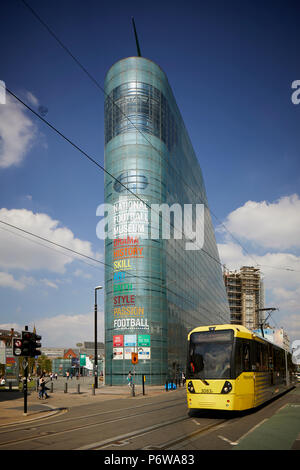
[39,376,49,399]
[66,371,70,380]
[55,373,58,380]
[127,371,133,388]
[182,371,186,385]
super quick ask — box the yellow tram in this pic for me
[186,324,296,411]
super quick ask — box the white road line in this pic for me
[218,435,239,446]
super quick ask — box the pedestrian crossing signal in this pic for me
[131,352,138,364]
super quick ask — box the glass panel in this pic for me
[187,330,233,379]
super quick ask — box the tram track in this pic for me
[0,396,186,449]
[0,395,182,434]
[78,417,228,450]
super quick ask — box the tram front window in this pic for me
[187,330,233,379]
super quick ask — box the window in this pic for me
[105,82,178,151]
[234,339,251,376]
[187,330,233,379]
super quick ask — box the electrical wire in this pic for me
[4,84,225,269]
[0,219,229,323]
[20,0,295,276]
[18,0,234,268]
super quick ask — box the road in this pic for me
[0,385,299,451]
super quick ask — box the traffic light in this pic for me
[32,333,42,357]
[21,331,42,357]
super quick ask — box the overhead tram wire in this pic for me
[19,0,299,276]
[18,0,230,267]
[0,219,227,324]
[1,85,229,321]
[3,84,224,270]
[0,224,103,273]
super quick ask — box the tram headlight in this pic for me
[188,381,195,393]
[221,381,232,394]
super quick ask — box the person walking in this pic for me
[127,371,133,388]
[39,376,49,400]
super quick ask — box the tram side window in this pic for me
[274,348,285,372]
[243,343,251,371]
[235,342,243,377]
[252,342,268,371]
[261,344,268,371]
[235,340,251,376]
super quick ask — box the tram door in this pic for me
[236,340,254,409]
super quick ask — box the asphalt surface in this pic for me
[0,381,299,450]
[0,380,168,426]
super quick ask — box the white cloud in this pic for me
[0,272,61,291]
[73,269,92,279]
[25,91,39,107]
[0,93,37,168]
[0,272,25,290]
[217,194,300,344]
[0,208,99,273]
[219,194,300,250]
[218,241,300,343]
[40,279,58,289]
[0,311,105,348]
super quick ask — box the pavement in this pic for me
[0,382,171,427]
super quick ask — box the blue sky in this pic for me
[0,0,300,348]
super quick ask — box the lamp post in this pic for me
[94,285,103,389]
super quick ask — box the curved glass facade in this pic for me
[104,57,230,385]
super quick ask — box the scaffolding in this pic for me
[223,266,264,329]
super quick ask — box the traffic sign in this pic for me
[131,352,138,364]
[13,338,23,356]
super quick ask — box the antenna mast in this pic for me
[132,17,142,57]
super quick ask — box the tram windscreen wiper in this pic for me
[200,378,210,386]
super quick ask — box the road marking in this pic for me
[236,419,268,445]
[218,418,269,447]
[218,435,239,446]
[192,419,201,426]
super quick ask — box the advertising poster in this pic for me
[124,347,135,360]
[138,347,151,360]
[124,334,137,347]
[137,334,151,347]
[113,335,124,347]
[113,348,124,360]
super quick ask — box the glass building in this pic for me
[104,56,230,385]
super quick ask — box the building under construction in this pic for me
[223,266,264,329]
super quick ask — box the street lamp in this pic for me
[94,285,103,389]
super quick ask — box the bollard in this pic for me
[92,384,95,395]
[50,382,53,393]
[64,382,68,393]
[142,375,145,395]
[9,382,12,392]
[132,383,135,397]
[77,384,80,394]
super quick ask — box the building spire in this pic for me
[132,17,142,57]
